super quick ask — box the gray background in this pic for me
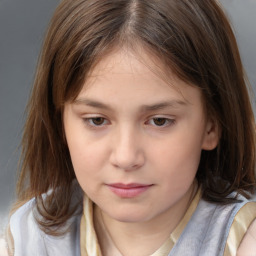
[0,0,256,235]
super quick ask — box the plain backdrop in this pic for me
[0,0,256,235]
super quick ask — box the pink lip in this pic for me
[107,183,153,198]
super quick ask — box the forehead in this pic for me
[76,47,203,108]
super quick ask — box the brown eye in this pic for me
[153,118,167,126]
[91,117,106,126]
[83,117,110,128]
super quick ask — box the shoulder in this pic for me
[9,193,82,256]
[9,197,48,255]
[10,197,36,228]
[224,194,256,255]
[9,198,37,236]
[191,192,256,255]
[237,218,256,255]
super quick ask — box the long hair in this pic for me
[16,0,255,234]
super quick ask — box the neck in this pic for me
[94,182,198,256]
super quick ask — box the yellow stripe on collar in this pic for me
[80,195,102,256]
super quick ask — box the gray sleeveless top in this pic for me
[168,194,254,255]
[9,193,256,256]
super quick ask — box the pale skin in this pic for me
[237,220,256,255]
[63,47,255,255]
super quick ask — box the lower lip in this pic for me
[108,185,152,198]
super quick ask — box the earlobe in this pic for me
[202,119,220,150]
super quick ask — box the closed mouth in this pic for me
[107,183,153,198]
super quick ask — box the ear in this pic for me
[202,118,220,150]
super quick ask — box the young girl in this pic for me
[6,0,256,255]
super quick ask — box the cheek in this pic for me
[67,141,102,194]
[152,133,203,167]
[150,134,202,186]
[66,135,111,190]
[68,140,103,172]
[64,121,104,170]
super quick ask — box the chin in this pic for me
[107,209,151,223]
[114,216,145,223]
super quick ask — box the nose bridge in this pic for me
[110,123,144,170]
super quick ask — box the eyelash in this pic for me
[82,116,175,129]
[146,117,175,127]
[83,117,110,127]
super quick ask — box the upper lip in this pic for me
[107,183,152,189]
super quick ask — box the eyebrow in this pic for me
[140,100,188,112]
[73,98,188,112]
[74,98,113,110]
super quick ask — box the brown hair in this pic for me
[16,0,256,234]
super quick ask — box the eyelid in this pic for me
[145,116,176,127]
[82,115,110,128]
[81,114,175,129]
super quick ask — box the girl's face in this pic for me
[64,48,218,224]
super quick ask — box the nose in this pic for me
[110,126,145,171]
